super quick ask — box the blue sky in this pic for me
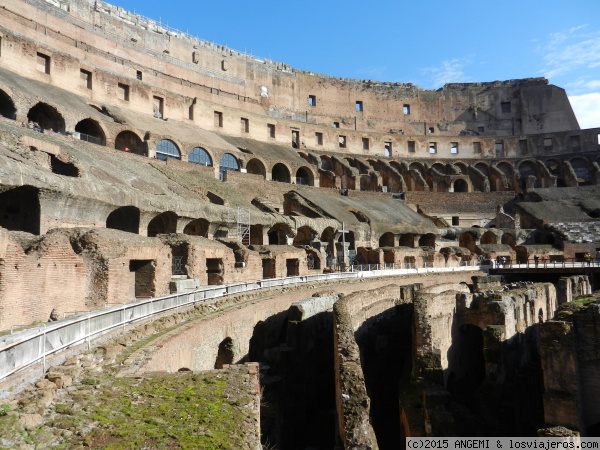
[110,0,600,128]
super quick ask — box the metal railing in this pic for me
[0,265,484,383]
[493,258,600,270]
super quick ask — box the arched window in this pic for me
[219,153,239,179]
[188,147,212,166]
[156,139,181,161]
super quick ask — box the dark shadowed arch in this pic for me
[27,102,65,133]
[246,158,266,177]
[501,233,516,248]
[106,206,140,234]
[0,90,16,119]
[272,163,291,183]
[75,118,106,146]
[0,186,40,234]
[183,218,209,237]
[295,166,314,186]
[115,130,144,155]
[480,230,497,245]
[147,211,178,237]
[418,233,436,247]
[268,223,292,245]
[214,337,234,369]
[453,179,469,192]
[379,232,395,247]
[459,232,478,252]
[293,225,317,246]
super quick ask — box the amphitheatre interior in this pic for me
[0,0,600,448]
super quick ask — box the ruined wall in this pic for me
[0,229,88,330]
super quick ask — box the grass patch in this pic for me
[67,372,255,449]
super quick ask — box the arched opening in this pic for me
[115,130,144,155]
[379,232,395,248]
[268,223,291,245]
[147,211,178,237]
[156,139,181,161]
[459,232,478,252]
[409,162,425,175]
[447,324,486,410]
[75,118,106,146]
[219,153,240,180]
[177,367,192,372]
[474,163,489,175]
[518,161,537,190]
[295,166,314,186]
[250,224,264,245]
[293,225,317,246]
[0,90,16,119]
[321,226,336,256]
[454,162,468,175]
[431,163,445,174]
[338,230,355,250]
[0,186,40,234]
[188,147,212,166]
[570,157,591,185]
[399,233,415,248]
[501,233,516,248]
[246,158,266,178]
[418,233,436,247]
[106,206,140,234]
[272,163,291,183]
[480,230,497,245]
[453,179,469,193]
[27,102,65,133]
[183,218,209,237]
[214,337,234,369]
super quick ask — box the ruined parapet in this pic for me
[332,284,421,449]
[540,296,600,434]
[557,275,592,305]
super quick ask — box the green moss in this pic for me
[66,372,254,449]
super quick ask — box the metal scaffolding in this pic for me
[227,207,250,245]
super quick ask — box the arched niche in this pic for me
[295,166,314,186]
[106,206,140,234]
[246,158,266,177]
[183,218,209,237]
[115,130,144,155]
[0,89,16,119]
[27,102,65,133]
[453,179,469,192]
[379,232,395,248]
[147,211,178,237]
[75,118,106,146]
[272,163,291,183]
[0,186,40,234]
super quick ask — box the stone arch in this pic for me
[115,130,144,155]
[431,162,446,173]
[453,178,469,193]
[183,218,209,237]
[214,337,234,369]
[156,139,181,161]
[480,230,497,245]
[0,89,16,119]
[27,102,65,133]
[454,162,468,175]
[321,226,336,255]
[147,211,178,237]
[474,162,489,175]
[0,186,40,235]
[187,147,213,166]
[246,158,266,177]
[268,223,293,245]
[295,166,315,186]
[496,161,513,179]
[272,163,291,183]
[418,233,436,247]
[409,162,425,174]
[75,118,106,146]
[106,206,140,234]
[320,155,333,171]
[501,232,516,248]
[399,233,416,247]
[293,225,318,246]
[219,153,240,180]
[569,157,591,184]
[518,160,538,190]
[379,232,395,248]
[459,231,478,252]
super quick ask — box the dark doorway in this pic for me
[286,258,299,276]
[106,206,140,234]
[0,90,16,119]
[147,211,177,237]
[262,259,275,279]
[129,260,155,298]
[75,119,106,146]
[27,102,65,133]
[214,337,234,369]
[206,258,223,285]
[0,186,40,234]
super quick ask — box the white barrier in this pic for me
[0,266,482,382]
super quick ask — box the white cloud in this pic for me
[569,93,600,129]
[423,59,470,89]
[541,26,600,79]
